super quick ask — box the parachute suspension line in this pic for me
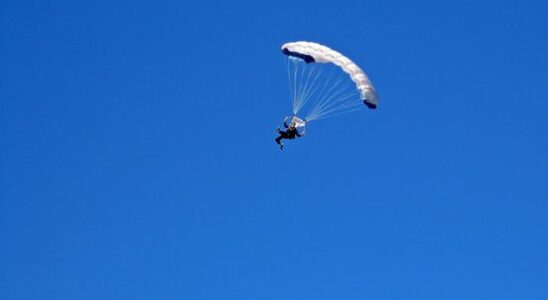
[286,58,293,111]
[310,92,362,120]
[294,63,324,115]
[309,89,362,121]
[305,63,363,121]
[311,78,359,118]
[286,58,322,115]
[311,106,362,121]
[285,54,366,122]
[306,66,348,120]
[314,77,346,112]
[304,64,339,120]
[285,59,296,115]
[294,62,314,113]
[292,60,300,114]
[321,90,361,113]
[284,57,300,115]
[299,65,326,109]
[296,59,307,113]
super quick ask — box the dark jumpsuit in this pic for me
[275,123,302,146]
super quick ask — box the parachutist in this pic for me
[275,121,304,150]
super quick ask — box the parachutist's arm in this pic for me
[283,122,289,128]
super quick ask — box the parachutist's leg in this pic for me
[275,136,284,150]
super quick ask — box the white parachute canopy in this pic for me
[281,41,378,122]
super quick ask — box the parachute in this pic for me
[281,41,378,123]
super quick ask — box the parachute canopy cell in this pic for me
[281,41,378,109]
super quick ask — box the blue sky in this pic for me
[1,0,547,299]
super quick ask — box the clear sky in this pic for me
[1,0,547,299]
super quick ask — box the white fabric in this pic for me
[281,41,378,108]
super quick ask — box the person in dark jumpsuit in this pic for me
[275,121,304,150]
